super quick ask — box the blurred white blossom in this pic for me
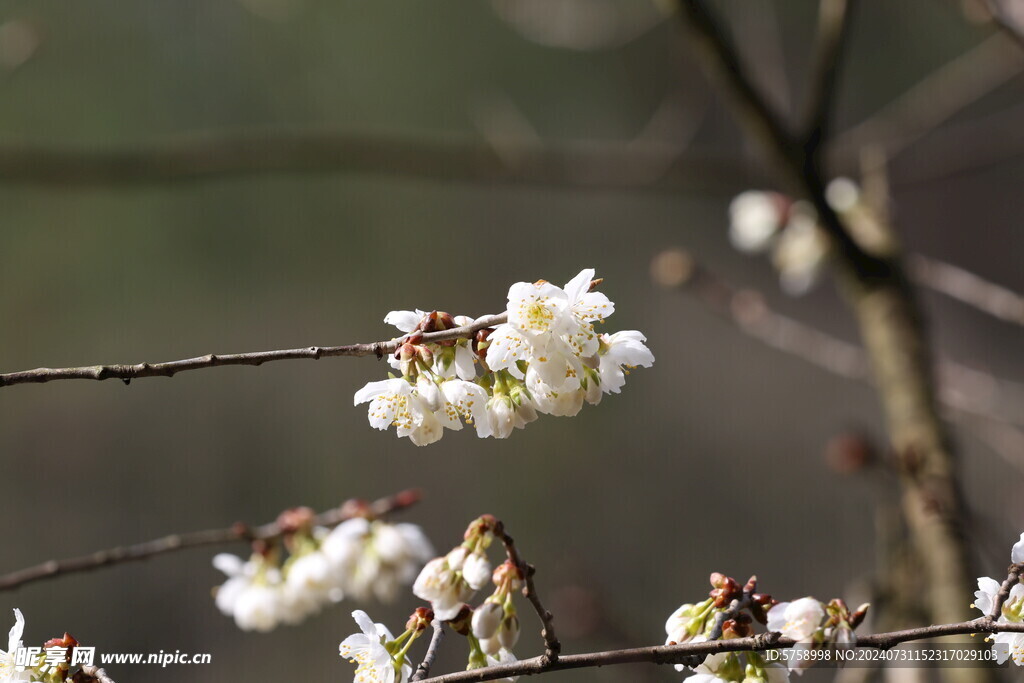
[322,518,435,603]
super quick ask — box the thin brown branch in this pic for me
[0,489,420,592]
[496,527,561,664]
[415,621,1024,683]
[0,128,754,192]
[987,562,1024,621]
[675,0,884,283]
[412,621,446,682]
[413,565,1024,681]
[802,0,856,154]
[676,257,1024,432]
[674,6,988,682]
[0,314,507,388]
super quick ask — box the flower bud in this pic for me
[498,613,520,650]
[492,560,524,590]
[446,546,468,571]
[462,553,492,591]
[447,605,473,636]
[407,607,434,632]
[417,345,434,365]
[471,602,503,640]
[479,634,502,656]
[849,603,870,629]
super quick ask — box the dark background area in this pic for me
[0,1,1021,681]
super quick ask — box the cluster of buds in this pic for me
[412,515,523,677]
[666,573,869,681]
[212,501,434,632]
[665,574,776,650]
[339,608,434,683]
[0,610,111,683]
[727,178,872,296]
[354,268,654,445]
[413,515,498,620]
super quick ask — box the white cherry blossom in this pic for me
[354,378,444,446]
[767,598,825,641]
[596,331,654,396]
[339,610,411,683]
[412,551,476,621]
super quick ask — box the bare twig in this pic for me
[909,253,1024,327]
[832,34,1024,160]
[0,314,507,388]
[411,621,446,682]
[802,0,856,154]
[668,257,1024,478]
[497,527,561,664]
[0,128,755,192]
[414,621,1024,683]
[674,7,988,683]
[413,567,1024,681]
[986,562,1024,621]
[0,489,420,592]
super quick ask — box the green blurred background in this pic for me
[0,1,1021,681]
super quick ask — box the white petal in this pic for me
[352,610,380,638]
[1012,532,1024,564]
[563,268,595,303]
[8,609,24,653]
[354,378,405,406]
[212,553,244,577]
[384,310,425,333]
[484,325,530,378]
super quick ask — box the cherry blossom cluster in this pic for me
[339,514,524,683]
[212,503,434,632]
[354,268,654,446]
[665,573,868,682]
[727,179,864,296]
[0,609,114,683]
[973,532,1024,666]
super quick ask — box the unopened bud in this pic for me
[473,329,493,359]
[498,613,520,650]
[744,575,758,593]
[447,605,473,635]
[462,553,492,591]
[479,634,501,656]
[408,607,435,631]
[493,560,524,590]
[471,602,503,640]
[849,603,870,629]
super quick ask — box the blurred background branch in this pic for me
[0,489,421,592]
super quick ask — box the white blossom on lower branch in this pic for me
[212,505,433,631]
[339,609,432,683]
[0,610,113,683]
[973,532,1024,665]
[354,268,653,445]
[665,573,869,682]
